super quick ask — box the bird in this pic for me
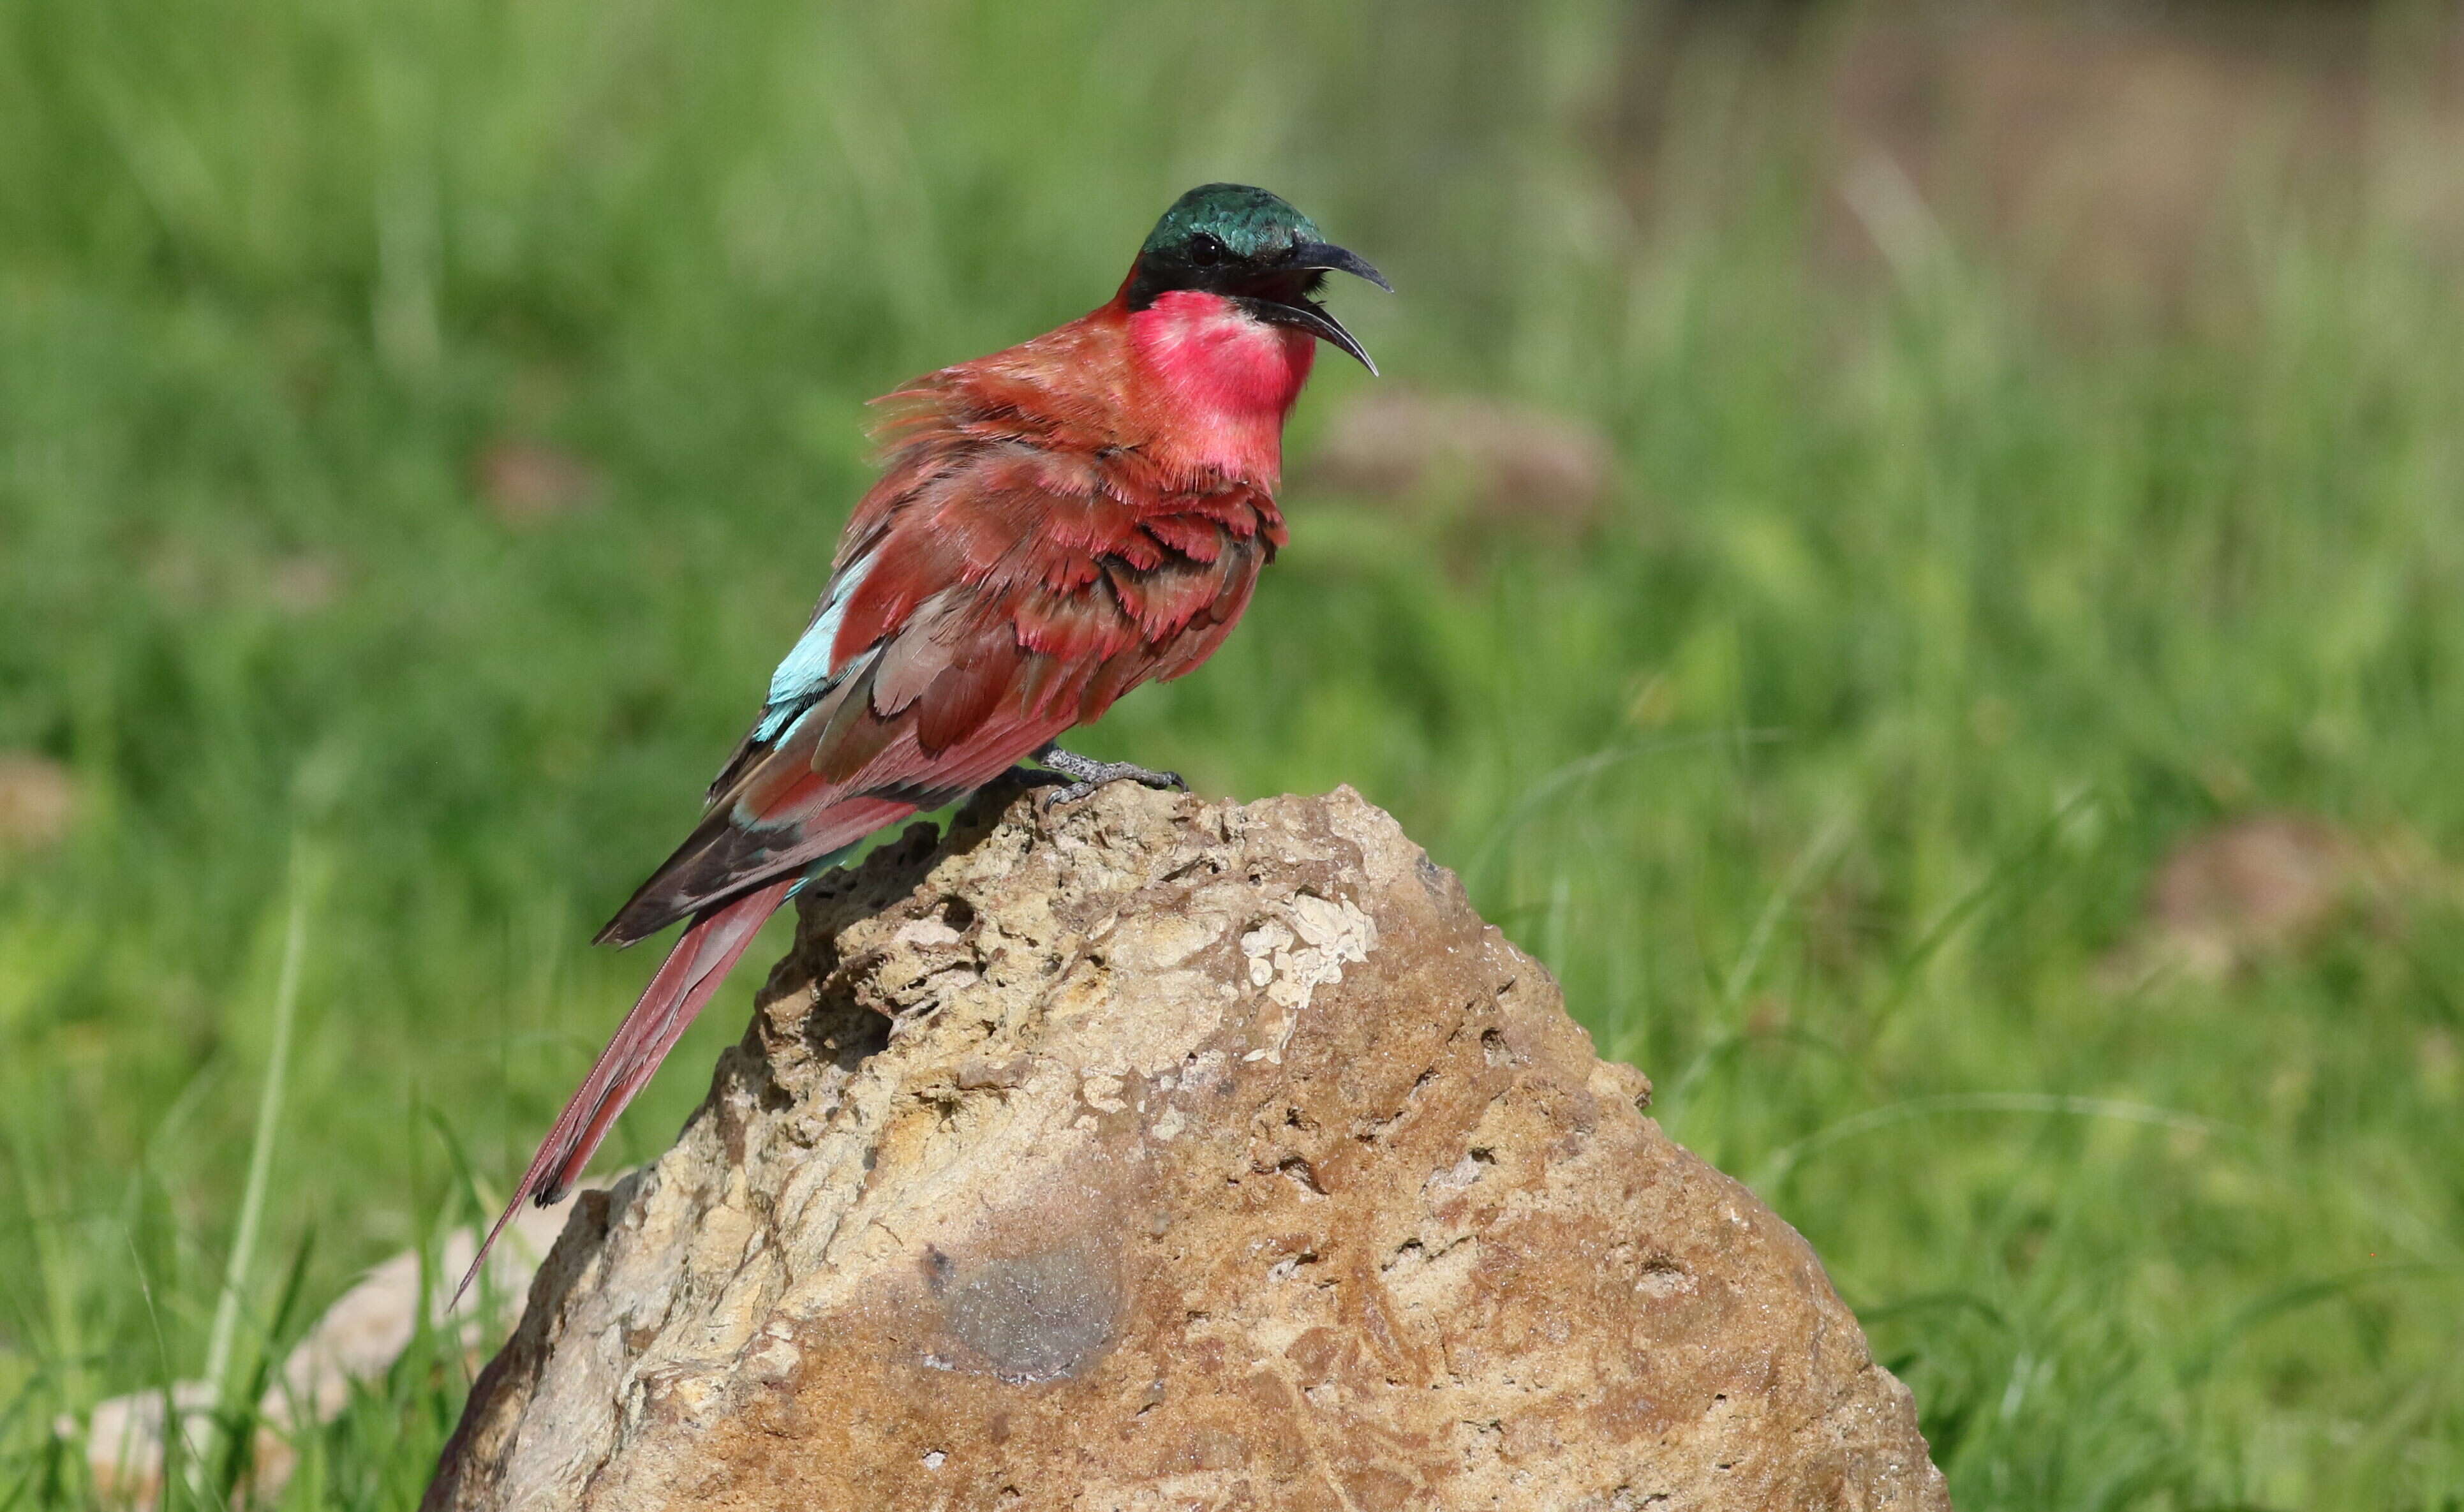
[455,184,1386,1301]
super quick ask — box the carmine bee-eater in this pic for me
[457,184,1386,1299]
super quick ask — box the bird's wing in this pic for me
[595,439,1279,944]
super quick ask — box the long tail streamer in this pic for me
[453,879,793,1306]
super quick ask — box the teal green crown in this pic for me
[1140,183,1322,264]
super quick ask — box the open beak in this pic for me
[1240,239,1392,376]
[1290,241,1393,293]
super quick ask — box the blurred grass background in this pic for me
[4,0,2464,1505]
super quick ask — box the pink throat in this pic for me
[1128,289,1316,485]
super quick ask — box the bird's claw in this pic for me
[1032,746,1185,807]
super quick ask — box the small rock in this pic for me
[64,1194,582,1509]
[2421,1029,2461,1104]
[0,753,75,850]
[475,439,604,528]
[143,546,343,616]
[2137,813,2369,979]
[71,1383,226,1510]
[1309,388,1613,537]
[265,552,345,614]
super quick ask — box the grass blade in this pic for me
[197,838,321,1488]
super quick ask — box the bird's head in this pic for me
[1124,184,1391,374]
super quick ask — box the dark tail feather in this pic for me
[595,796,916,946]
[452,878,794,1308]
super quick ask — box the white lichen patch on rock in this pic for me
[426,781,1946,1512]
[1240,891,1376,1063]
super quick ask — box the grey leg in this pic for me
[1031,743,1187,806]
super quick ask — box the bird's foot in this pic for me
[1032,745,1186,806]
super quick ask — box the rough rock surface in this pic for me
[427,782,1947,1511]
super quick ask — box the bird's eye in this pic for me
[1188,232,1227,267]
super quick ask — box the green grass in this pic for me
[5,1,2464,1506]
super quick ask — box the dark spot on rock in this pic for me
[940,1243,1121,1384]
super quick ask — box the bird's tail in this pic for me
[452,878,794,1307]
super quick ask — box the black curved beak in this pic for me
[1240,239,1392,376]
[1290,240,1393,293]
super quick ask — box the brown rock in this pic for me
[0,753,76,850]
[1309,389,1613,538]
[2131,813,2375,982]
[264,553,345,615]
[475,439,605,528]
[427,783,1945,1511]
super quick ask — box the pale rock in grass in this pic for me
[426,780,1947,1511]
[2109,810,2455,986]
[68,1197,576,1510]
[0,753,75,850]
[1310,388,1614,537]
[474,438,605,529]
